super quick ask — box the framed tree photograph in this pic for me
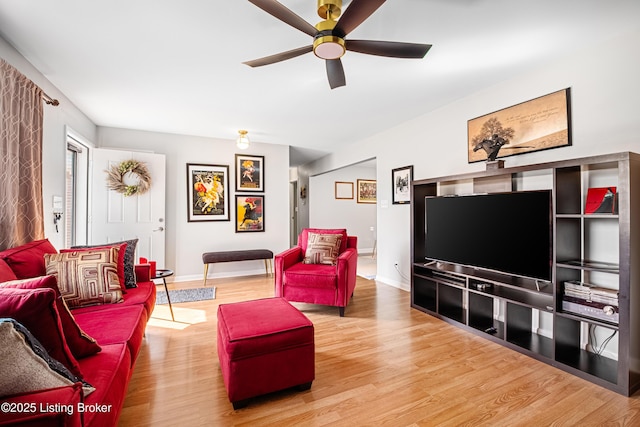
[235,195,264,232]
[468,88,571,163]
[357,179,377,204]
[392,165,413,204]
[186,163,229,222]
[235,154,264,192]
[335,181,354,200]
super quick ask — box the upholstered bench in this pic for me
[217,297,315,409]
[202,249,273,285]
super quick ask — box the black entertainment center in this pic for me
[411,152,640,396]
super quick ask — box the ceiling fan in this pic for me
[243,0,432,89]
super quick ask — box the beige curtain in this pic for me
[0,59,45,250]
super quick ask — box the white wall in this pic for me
[0,37,97,249]
[309,163,376,252]
[303,28,640,291]
[4,28,639,287]
[97,127,290,282]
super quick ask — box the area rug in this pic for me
[156,287,216,304]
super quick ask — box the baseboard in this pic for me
[375,275,410,292]
[172,268,270,284]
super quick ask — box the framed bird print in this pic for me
[235,195,264,232]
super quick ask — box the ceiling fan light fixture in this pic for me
[313,35,345,59]
[236,130,250,150]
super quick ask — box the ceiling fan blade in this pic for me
[248,0,317,37]
[333,0,386,37]
[346,40,432,58]
[326,59,346,89]
[243,45,313,67]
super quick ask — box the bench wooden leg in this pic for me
[264,258,273,277]
[203,264,209,286]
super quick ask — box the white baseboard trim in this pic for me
[169,268,270,284]
[358,247,374,255]
[375,275,410,292]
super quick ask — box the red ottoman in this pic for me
[217,297,315,409]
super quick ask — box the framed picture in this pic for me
[392,165,413,204]
[186,163,229,222]
[235,195,264,232]
[468,88,571,163]
[335,181,354,200]
[357,179,377,204]
[235,154,264,192]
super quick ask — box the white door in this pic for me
[90,148,166,266]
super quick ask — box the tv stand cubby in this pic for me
[411,152,640,396]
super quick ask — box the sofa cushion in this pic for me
[0,319,94,398]
[62,242,128,292]
[74,304,147,363]
[73,238,139,288]
[0,383,83,427]
[78,342,132,427]
[0,238,57,279]
[71,281,156,321]
[284,263,338,289]
[44,248,124,309]
[0,287,83,378]
[303,232,343,265]
[0,258,18,282]
[0,275,102,359]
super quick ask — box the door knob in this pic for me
[153,227,164,232]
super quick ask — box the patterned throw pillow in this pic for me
[62,242,128,291]
[44,248,123,309]
[0,319,94,398]
[303,233,343,265]
[72,238,139,288]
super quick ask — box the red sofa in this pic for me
[0,239,156,427]
[275,228,358,316]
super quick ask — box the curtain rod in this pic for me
[43,92,59,106]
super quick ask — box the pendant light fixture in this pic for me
[236,130,250,150]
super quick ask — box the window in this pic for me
[65,135,89,247]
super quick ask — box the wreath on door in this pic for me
[106,160,152,196]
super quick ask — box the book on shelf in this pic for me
[585,187,618,214]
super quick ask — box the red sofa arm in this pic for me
[135,263,151,283]
[274,247,303,296]
[0,383,83,427]
[336,247,358,306]
[346,235,358,250]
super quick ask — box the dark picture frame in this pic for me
[392,165,413,204]
[235,154,264,192]
[467,88,571,163]
[235,195,264,232]
[186,163,229,222]
[357,179,377,204]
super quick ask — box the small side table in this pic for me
[153,269,174,321]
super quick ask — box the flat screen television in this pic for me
[425,190,552,282]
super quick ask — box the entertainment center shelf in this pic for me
[411,152,640,396]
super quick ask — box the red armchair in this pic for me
[275,228,358,316]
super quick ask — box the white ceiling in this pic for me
[1,0,639,165]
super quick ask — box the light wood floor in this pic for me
[119,274,640,426]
